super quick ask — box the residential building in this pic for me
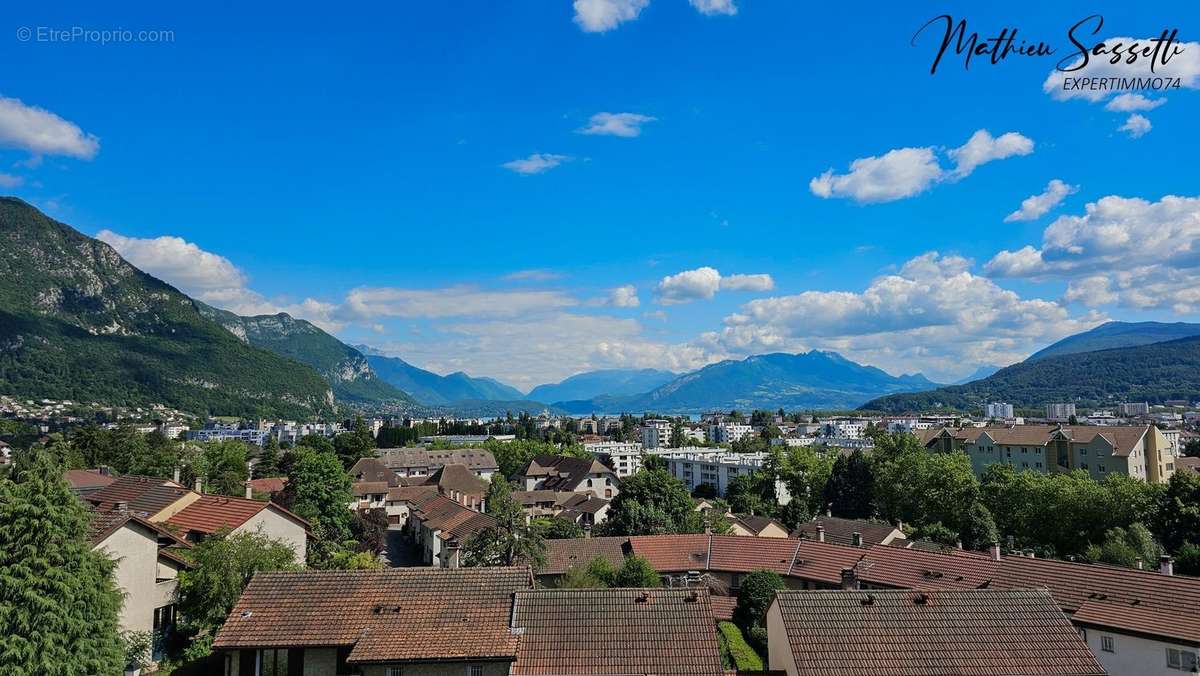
[729,514,790,538]
[1047,403,1078,421]
[919,424,1179,483]
[519,455,621,500]
[509,589,725,676]
[375,447,498,479]
[766,589,1104,676]
[820,419,867,439]
[793,515,907,547]
[640,418,673,449]
[709,422,753,444]
[65,467,116,496]
[584,440,644,477]
[661,447,791,502]
[212,567,532,675]
[985,402,1015,418]
[404,492,496,567]
[418,434,516,445]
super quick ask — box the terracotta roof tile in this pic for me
[541,536,630,575]
[1072,598,1200,644]
[511,589,725,676]
[773,589,1106,676]
[794,515,902,546]
[85,475,190,517]
[64,469,115,493]
[166,494,308,535]
[213,567,532,663]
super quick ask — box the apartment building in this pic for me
[661,447,791,502]
[640,419,673,449]
[1047,403,1078,421]
[709,422,753,444]
[985,402,1015,419]
[919,424,1179,483]
[584,440,644,477]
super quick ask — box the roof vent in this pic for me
[913,593,930,605]
[860,594,875,606]
[686,591,700,603]
[240,610,252,618]
[636,591,651,603]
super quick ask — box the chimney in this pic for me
[816,524,825,543]
[894,519,904,532]
[851,532,863,547]
[1135,557,1144,570]
[99,465,111,477]
[825,504,832,517]
[194,477,203,494]
[115,500,128,514]
[245,481,254,500]
[1160,555,1174,576]
[446,539,460,569]
[1026,549,1036,559]
[955,540,963,550]
[840,567,859,590]
[989,542,1001,562]
[173,466,181,483]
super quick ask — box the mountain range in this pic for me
[1025,321,1200,362]
[525,368,677,404]
[0,197,334,419]
[555,352,941,413]
[352,346,525,405]
[864,330,1200,412]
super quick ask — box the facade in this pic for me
[985,402,1015,418]
[919,424,1179,483]
[709,422,753,444]
[519,455,621,500]
[1047,403,1078,421]
[662,447,791,502]
[584,440,645,477]
[640,419,673,449]
[1120,402,1151,416]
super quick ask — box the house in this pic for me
[511,489,612,528]
[766,588,1105,676]
[247,476,287,499]
[537,536,630,585]
[729,514,790,538]
[405,492,496,567]
[793,515,907,547]
[375,447,498,479]
[89,507,191,650]
[348,457,404,486]
[919,424,1178,482]
[212,567,533,675]
[164,494,310,560]
[510,589,725,676]
[519,455,620,499]
[584,440,644,477]
[65,467,116,496]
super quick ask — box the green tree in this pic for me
[203,440,249,496]
[874,443,978,533]
[462,476,547,568]
[1084,524,1163,569]
[584,556,620,586]
[534,517,585,540]
[775,447,835,515]
[174,529,300,657]
[255,436,282,477]
[725,472,773,516]
[0,447,125,675]
[732,570,785,639]
[958,502,1000,550]
[283,448,353,566]
[333,416,376,469]
[1176,542,1200,577]
[822,449,874,519]
[599,468,703,536]
[1184,439,1200,458]
[610,555,661,587]
[1155,471,1200,552]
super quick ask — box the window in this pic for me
[1167,647,1198,671]
[468,666,484,676]
[1099,465,1106,473]
[257,648,290,676]
[386,669,404,676]
[1101,636,1115,653]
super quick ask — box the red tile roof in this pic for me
[511,589,725,676]
[772,589,1106,676]
[212,567,532,663]
[85,475,190,517]
[248,477,287,494]
[709,594,737,621]
[857,544,998,590]
[793,515,902,547]
[541,536,630,575]
[65,469,115,492]
[165,495,308,535]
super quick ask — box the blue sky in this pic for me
[2,2,1199,389]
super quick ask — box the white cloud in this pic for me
[1119,113,1152,138]
[690,0,737,16]
[502,153,571,175]
[578,112,657,137]
[1004,179,1078,222]
[96,229,247,293]
[809,147,942,204]
[609,285,641,307]
[339,286,577,321]
[0,173,23,188]
[573,0,649,32]
[0,96,100,160]
[503,268,562,281]
[1043,36,1200,103]
[657,266,722,304]
[946,130,1034,180]
[810,129,1032,204]
[703,252,1105,382]
[1065,268,1200,314]
[1105,93,1166,112]
[721,273,775,292]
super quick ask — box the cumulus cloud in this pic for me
[502,153,571,174]
[1104,93,1166,112]
[1119,113,1152,138]
[809,147,942,204]
[0,95,100,160]
[947,130,1034,179]
[810,129,1032,204]
[702,252,1104,382]
[1043,36,1200,103]
[609,285,641,307]
[690,0,737,16]
[503,268,562,282]
[721,273,775,292]
[578,112,657,137]
[573,0,649,32]
[987,194,1200,313]
[1004,179,1078,222]
[339,286,577,321]
[96,229,247,293]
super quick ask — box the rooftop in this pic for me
[85,474,190,517]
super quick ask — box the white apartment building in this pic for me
[641,419,674,449]
[820,419,867,439]
[1119,402,1150,416]
[585,441,645,477]
[709,423,753,444]
[1046,403,1077,421]
[682,426,707,444]
[985,402,1014,419]
[662,447,791,503]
